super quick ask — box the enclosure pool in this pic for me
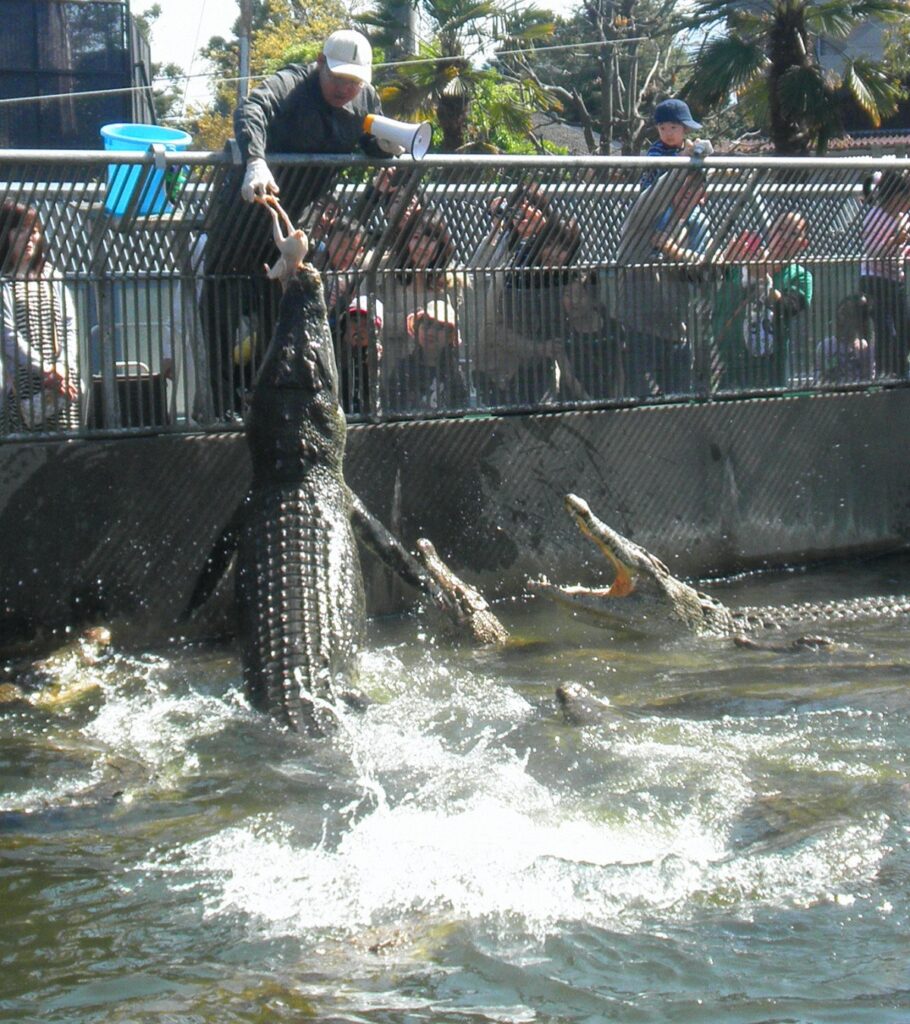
[2,554,910,1023]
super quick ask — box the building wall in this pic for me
[0,0,154,149]
[818,24,885,75]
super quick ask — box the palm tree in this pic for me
[682,0,908,154]
[363,0,555,152]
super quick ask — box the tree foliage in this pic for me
[466,74,566,153]
[364,0,557,152]
[498,0,687,154]
[184,0,347,145]
[175,0,909,154]
[682,0,909,154]
[253,0,348,72]
[134,5,186,125]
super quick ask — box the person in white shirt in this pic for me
[0,200,81,433]
[859,169,910,378]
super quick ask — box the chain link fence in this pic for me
[0,148,907,437]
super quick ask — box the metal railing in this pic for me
[0,147,908,438]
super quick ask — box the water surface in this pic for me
[2,556,910,1023]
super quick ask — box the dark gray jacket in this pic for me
[234,62,385,161]
[204,63,386,272]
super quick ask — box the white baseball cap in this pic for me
[346,294,383,329]
[421,300,457,327]
[323,30,373,85]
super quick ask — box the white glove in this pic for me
[241,158,278,202]
[376,137,405,157]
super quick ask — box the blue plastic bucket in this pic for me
[100,123,192,216]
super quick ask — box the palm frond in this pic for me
[807,9,858,37]
[429,0,497,35]
[843,58,905,124]
[683,0,772,34]
[518,76,560,111]
[378,75,431,118]
[734,75,771,125]
[495,4,556,42]
[684,0,743,30]
[813,0,909,22]
[442,75,469,97]
[485,93,537,135]
[686,35,767,110]
[777,63,829,116]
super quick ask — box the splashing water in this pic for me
[3,558,910,1022]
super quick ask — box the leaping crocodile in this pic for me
[529,494,910,638]
[235,264,364,734]
[185,259,507,733]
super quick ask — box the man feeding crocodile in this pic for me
[201,29,397,421]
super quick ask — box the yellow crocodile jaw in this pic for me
[568,496,637,599]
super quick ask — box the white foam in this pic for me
[82,654,247,782]
[116,646,891,943]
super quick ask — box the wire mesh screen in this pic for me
[0,150,906,439]
[0,0,135,149]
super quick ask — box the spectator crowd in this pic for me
[2,38,909,434]
[301,162,910,419]
[2,157,910,431]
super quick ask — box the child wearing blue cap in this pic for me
[640,98,704,191]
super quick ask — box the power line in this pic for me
[182,0,210,117]
[383,37,651,66]
[0,37,650,109]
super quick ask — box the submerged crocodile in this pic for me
[530,494,910,638]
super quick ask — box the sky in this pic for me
[147,0,236,112]
[146,0,579,114]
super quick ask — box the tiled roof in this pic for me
[715,130,910,155]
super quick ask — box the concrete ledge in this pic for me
[2,391,908,647]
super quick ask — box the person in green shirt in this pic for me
[713,211,813,390]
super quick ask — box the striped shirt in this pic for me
[1,266,81,431]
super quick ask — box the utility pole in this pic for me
[390,1,417,57]
[238,0,252,102]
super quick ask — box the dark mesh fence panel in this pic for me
[0,150,905,438]
[0,0,133,149]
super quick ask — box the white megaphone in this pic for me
[363,114,432,159]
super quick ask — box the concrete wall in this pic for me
[1,390,908,648]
